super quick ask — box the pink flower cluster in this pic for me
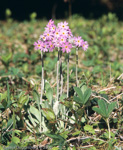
[34,19,88,53]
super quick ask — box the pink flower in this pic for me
[59,36,66,46]
[48,41,55,52]
[46,19,54,28]
[34,19,89,53]
[51,25,56,32]
[53,38,60,48]
[58,21,69,30]
[40,35,46,41]
[61,42,72,53]
[59,29,68,38]
[54,29,60,38]
[75,36,83,47]
[82,41,89,51]
[34,40,44,51]
[44,32,53,40]
[43,41,49,52]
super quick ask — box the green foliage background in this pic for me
[0,13,123,149]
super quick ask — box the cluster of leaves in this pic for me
[0,13,123,149]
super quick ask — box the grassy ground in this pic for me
[0,14,123,149]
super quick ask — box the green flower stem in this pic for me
[60,50,63,96]
[76,47,79,87]
[106,118,111,139]
[67,53,69,98]
[57,47,60,101]
[40,51,44,104]
[12,110,16,137]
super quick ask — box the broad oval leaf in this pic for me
[84,125,95,134]
[42,108,56,121]
[33,90,40,108]
[30,106,41,122]
[107,101,117,117]
[92,107,104,117]
[73,96,83,105]
[12,136,20,144]
[83,88,91,104]
[74,87,83,99]
[96,100,109,118]
[46,88,53,103]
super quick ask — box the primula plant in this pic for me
[34,19,88,102]
[1,14,123,149]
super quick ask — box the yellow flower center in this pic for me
[65,46,68,49]
[38,44,40,47]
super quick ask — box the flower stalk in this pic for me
[40,51,44,104]
[76,47,78,87]
[67,53,69,97]
[60,50,63,96]
[106,118,111,139]
[57,47,60,101]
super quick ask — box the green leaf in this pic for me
[10,67,20,76]
[84,125,95,134]
[45,81,51,91]
[13,130,22,136]
[60,131,69,139]
[51,147,59,150]
[92,100,116,119]
[83,88,91,104]
[108,102,117,116]
[0,91,7,101]
[0,91,8,108]
[77,108,84,115]
[82,59,94,67]
[1,53,12,66]
[81,85,87,94]
[30,106,41,122]
[73,96,82,104]
[45,133,65,150]
[98,100,108,113]
[46,88,53,103]
[18,92,29,106]
[45,133,65,140]
[42,108,56,121]
[33,90,40,109]
[7,119,13,129]
[8,142,17,148]
[60,100,73,109]
[72,130,81,136]
[92,107,103,116]
[74,87,91,105]
[12,136,20,144]
[74,87,83,99]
